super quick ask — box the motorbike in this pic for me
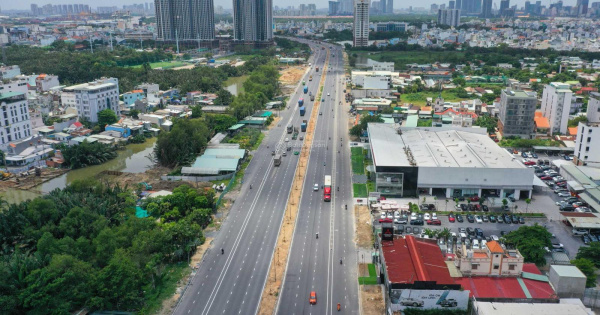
[221,248,224,255]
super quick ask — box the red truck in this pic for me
[324,175,331,202]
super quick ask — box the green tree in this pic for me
[129,109,140,119]
[97,109,118,130]
[571,258,597,288]
[93,249,145,310]
[568,115,587,127]
[57,141,117,169]
[20,255,95,313]
[576,241,600,268]
[502,224,551,266]
[525,198,531,212]
[191,104,203,118]
[154,119,210,167]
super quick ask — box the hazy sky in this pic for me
[4,0,579,11]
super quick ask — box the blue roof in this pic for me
[135,206,149,218]
[199,148,245,160]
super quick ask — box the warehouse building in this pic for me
[367,124,534,199]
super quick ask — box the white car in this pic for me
[285,138,289,142]
[380,213,387,220]
[327,93,330,96]
[313,184,319,191]
[558,192,571,197]
[394,211,401,219]
[387,212,394,219]
[432,213,438,220]
[475,215,483,224]
[410,212,417,220]
[573,229,589,236]
[424,213,431,220]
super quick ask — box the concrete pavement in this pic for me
[276,44,359,315]
[173,41,329,315]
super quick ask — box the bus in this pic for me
[324,175,331,202]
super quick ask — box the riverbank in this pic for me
[0,137,158,204]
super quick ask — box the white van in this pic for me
[472,239,480,249]
[490,235,499,241]
[481,240,487,249]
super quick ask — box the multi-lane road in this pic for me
[174,39,357,315]
[276,45,359,315]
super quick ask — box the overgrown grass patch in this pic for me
[351,147,365,174]
[353,184,368,198]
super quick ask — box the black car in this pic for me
[583,234,591,244]
[467,204,475,211]
[467,214,475,223]
[475,228,484,237]
[511,215,519,224]
[519,217,525,224]
[410,219,424,226]
[500,231,508,236]
[496,215,504,223]
[482,205,489,212]
[508,196,516,202]
[460,204,467,211]
[466,227,475,236]
[428,204,436,211]
[489,215,497,223]
[503,213,511,223]
[560,205,575,212]
[456,214,464,223]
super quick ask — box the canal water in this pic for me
[224,75,249,96]
[0,137,157,203]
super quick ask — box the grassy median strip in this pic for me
[257,51,331,315]
[351,147,365,174]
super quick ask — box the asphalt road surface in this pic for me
[173,40,329,315]
[276,44,359,315]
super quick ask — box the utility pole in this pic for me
[109,31,113,51]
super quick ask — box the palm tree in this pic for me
[439,227,452,243]
[423,228,438,239]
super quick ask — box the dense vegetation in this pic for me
[58,140,118,169]
[501,224,551,266]
[350,114,384,137]
[0,181,212,313]
[154,119,211,168]
[4,43,273,93]
[230,64,280,119]
[498,137,561,149]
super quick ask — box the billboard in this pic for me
[382,222,394,241]
[390,289,470,311]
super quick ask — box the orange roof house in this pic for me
[568,127,578,136]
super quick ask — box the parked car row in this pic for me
[455,203,489,212]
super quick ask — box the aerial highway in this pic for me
[276,45,359,314]
[173,40,330,315]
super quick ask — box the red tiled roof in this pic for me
[381,235,455,285]
[73,121,83,128]
[455,264,556,299]
[435,108,478,119]
[568,127,578,136]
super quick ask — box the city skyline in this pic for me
[4,0,585,11]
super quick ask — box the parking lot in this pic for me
[374,195,585,259]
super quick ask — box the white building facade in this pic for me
[574,92,600,166]
[0,65,21,80]
[0,92,32,147]
[63,78,119,123]
[541,82,572,135]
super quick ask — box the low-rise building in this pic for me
[367,124,534,199]
[0,65,21,80]
[351,98,392,111]
[456,241,524,276]
[122,89,145,105]
[35,74,60,93]
[62,77,119,123]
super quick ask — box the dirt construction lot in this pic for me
[360,285,384,315]
[279,66,307,95]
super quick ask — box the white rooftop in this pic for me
[368,124,525,169]
[474,301,591,315]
